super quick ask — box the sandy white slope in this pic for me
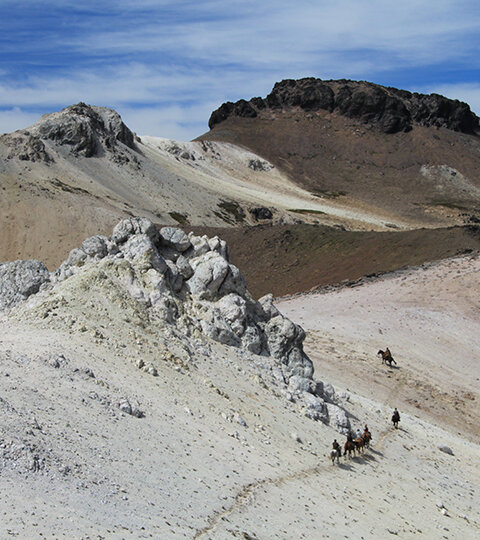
[279,253,480,440]
[141,137,409,230]
[0,252,479,538]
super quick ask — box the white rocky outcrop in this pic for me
[0,217,350,432]
[0,260,50,312]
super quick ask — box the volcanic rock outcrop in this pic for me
[0,260,50,312]
[0,217,350,433]
[2,102,137,160]
[209,78,479,134]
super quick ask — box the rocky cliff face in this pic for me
[2,102,138,161]
[209,78,479,134]
[0,217,350,433]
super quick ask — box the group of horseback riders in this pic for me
[331,408,401,462]
[332,424,372,458]
[330,347,402,463]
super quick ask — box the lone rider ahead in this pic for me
[392,407,401,428]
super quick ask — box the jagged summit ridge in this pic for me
[209,78,479,134]
[2,102,137,160]
[33,102,137,157]
[0,217,350,433]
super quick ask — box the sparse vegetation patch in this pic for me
[312,189,347,199]
[50,178,90,195]
[288,208,326,215]
[214,200,246,224]
[168,211,189,225]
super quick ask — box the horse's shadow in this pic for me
[359,452,377,462]
[350,454,373,464]
[369,448,384,457]
[338,462,354,471]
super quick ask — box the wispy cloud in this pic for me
[1,1,479,138]
[0,107,42,135]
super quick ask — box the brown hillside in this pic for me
[185,223,480,298]
[199,80,480,228]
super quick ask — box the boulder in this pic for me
[81,235,109,259]
[0,260,50,312]
[119,234,167,273]
[187,234,211,258]
[111,217,160,245]
[186,252,230,299]
[160,227,191,252]
[326,403,350,435]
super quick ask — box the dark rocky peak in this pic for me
[27,102,137,157]
[209,78,479,135]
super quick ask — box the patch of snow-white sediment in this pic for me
[141,136,409,229]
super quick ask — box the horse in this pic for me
[378,349,397,367]
[355,437,365,453]
[330,448,341,465]
[392,411,400,429]
[362,431,372,448]
[344,440,356,459]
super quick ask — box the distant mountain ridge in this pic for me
[2,80,480,297]
[201,77,480,231]
[209,78,479,134]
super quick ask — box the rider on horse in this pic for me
[332,439,341,454]
[392,408,401,428]
[384,347,397,365]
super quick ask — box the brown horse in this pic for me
[355,437,365,453]
[378,349,397,367]
[362,431,372,448]
[344,440,356,459]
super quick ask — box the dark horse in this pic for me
[344,440,356,459]
[362,431,372,448]
[392,409,400,428]
[378,349,397,367]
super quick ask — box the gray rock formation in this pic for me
[0,260,50,312]
[3,134,53,163]
[3,103,138,160]
[0,217,350,432]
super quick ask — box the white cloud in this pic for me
[1,1,480,138]
[119,102,219,140]
[0,107,41,134]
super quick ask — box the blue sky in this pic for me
[1,0,480,140]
